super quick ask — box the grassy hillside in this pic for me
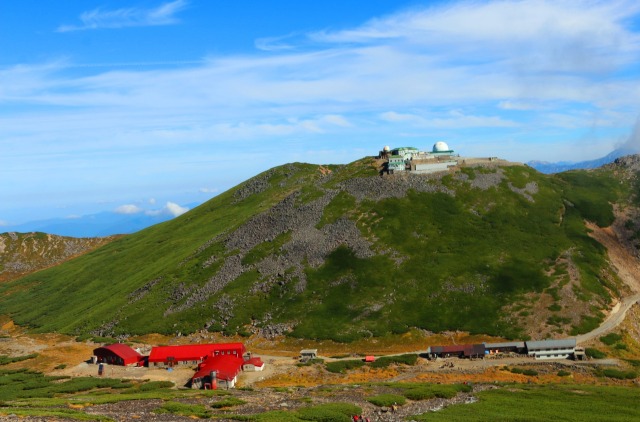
[0,158,634,341]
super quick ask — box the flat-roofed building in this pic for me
[525,339,576,360]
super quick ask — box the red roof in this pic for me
[148,343,245,363]
[244,357,264,367]
[93,344,142,365]
[193,355,244,381]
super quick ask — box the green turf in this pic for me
[412,384,640,421]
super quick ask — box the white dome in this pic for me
[433,141,450,152]
[383,145,390,151]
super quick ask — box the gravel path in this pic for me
[577,222,640,343]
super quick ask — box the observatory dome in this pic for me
[383,145,390,152]
[433,141,450,152]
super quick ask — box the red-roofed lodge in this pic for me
[93,344,143,366]
[192,354,245,389]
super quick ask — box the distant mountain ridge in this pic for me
[1,156,638,342]
[2,202,201,237]
[527,147,638,174]
[0,232,117,283]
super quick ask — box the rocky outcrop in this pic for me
[0,232,117,282]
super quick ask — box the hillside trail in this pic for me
[578,223,640,343]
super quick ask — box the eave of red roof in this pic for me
[148,343,246,362]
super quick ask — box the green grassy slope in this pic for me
[0,158,633,341]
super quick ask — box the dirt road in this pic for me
[577,293,640,343]
[579,223,640,343]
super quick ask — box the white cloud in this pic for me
[145,202,189,217]
[165,202,189,217]
[57,0,188,32]
[199,187,219,193]
[321,114,351,127]
[618,115,640,151]
[115,204,142,214]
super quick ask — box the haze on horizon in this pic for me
[2,0,640,232]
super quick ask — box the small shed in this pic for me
[242,357,265,372]
[93,344,143,366]
[300,349,318,362]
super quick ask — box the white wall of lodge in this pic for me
[242,363,264,371]
[528,346,575,360]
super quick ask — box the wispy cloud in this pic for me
[255,33,299,52]
[115,204,143,214]
[57,0,189,32]
[199,187,220,194]
[380,110,518,128]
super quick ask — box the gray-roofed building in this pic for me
[300,349,318,362]
[525,338,576,360]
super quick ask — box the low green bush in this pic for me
[585,348,607,359]
[557,370,571,377]
[295,402,361,422]
[547,303,562,312]
[157,401,211,418]
[601,369,637,380]
[325,360,365,373]
[401,384,471,401]
[297,358,325,367]
[509,367,537,376]
[624,359,640,367]
[366,394,406,407]
[0,354,38,365]
[211,397,246,408]
[370,354,418,368]
[229,410,302,421]
[138,381,174,391]
[599,333,623,346]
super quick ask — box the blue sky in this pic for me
[2,0,640,228]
